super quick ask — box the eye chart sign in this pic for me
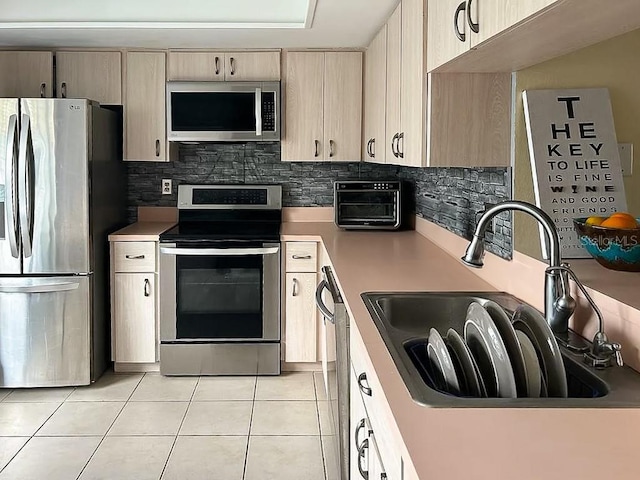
[523,88,627,259]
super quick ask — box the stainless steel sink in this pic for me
[361,291,640,407]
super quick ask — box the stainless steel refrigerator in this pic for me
[0,98,126,388]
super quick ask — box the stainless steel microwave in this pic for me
[166,81,280,142]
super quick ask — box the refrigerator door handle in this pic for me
[0,281,80,294]
[4,114,19,258]
[17,114,34,258]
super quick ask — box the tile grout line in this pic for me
[241,375,258,480]
[313,372,329,480]
[74,372,147,480]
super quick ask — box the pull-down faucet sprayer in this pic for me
[461,201,574,335]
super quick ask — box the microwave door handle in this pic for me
[255,87,263,137]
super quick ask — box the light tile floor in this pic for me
[0,371,332,480]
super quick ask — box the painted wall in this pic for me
[514,28,640,259]
[126,143,512,258]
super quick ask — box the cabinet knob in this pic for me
[61,82,67,98]
[454,1,467,42]
[214,56,220,75]
[40,83,46,98]
[155,139,161,157]
[292,277,299,297]
[466,0,479,33]
[398,132,404,159]
[357,438,369,480]
[144,278,151,297]
[230,57,236,75]
[370,138,376,158]
[329,139,335,158]
[314,140,320,158]
[292,254,312,260]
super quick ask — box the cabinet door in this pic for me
[224,52,281,81]
[0,51,53,98]
[400,0,426,167]
[471,0,559,47]
[281,52,324,161]
[56,51,122,104]
[323,52,362,161]
[125,52,167,162]
[385,5,402,163]
[363,25,387,164]
[167,51,224,81]
[114,273,156,363]
[284,272,318,362]
[427,0,470,71]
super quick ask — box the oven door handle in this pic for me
[160,246,279,256]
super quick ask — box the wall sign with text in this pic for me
[523,88,627,259]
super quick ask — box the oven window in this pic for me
[176,255,263,339]
[337,191,396,221]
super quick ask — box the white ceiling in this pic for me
[0,0,400,49]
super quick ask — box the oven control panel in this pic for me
[193,188,267,205]
[178,185,282,210]
[335,180,401,192]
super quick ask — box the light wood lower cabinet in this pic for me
[113,273,156,363]
[283,241,320,364]
[110,240,159,368]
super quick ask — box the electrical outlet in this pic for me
[162,179,172,195]
[618,143,633,176]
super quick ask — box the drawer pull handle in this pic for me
[143,278,151,297]
[354,418,366,447]
[292,277,299,297]
[292,254,312,260]
[40,83,46,98]
[125,254,145,260]
[358,372,372,396]
[155,139,161,157]
[357,438,369,480]
[314,139,320,157]
[214,56,220,75]
[466,0,479,33]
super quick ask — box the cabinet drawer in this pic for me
[285,242,317,272]
[113,242,156,272]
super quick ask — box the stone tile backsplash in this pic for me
[126,142,512,258]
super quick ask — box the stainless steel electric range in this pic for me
[158,184,282,376]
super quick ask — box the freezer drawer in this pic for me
[0,275,91,387]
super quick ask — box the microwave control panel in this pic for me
[262,93,276,132]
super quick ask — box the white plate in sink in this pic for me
[464,302,517,398]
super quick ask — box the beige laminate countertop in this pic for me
[282,222,640,480]
[108,222,176,241]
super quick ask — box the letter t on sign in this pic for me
[557,96,581,118]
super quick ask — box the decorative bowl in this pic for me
[573,218,640,272]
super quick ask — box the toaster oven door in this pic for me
[335,190,400,229]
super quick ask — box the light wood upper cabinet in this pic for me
[0,51,53,98]
[168,51,280,81]
[426,72,511,167]
[427,0,473,71]
[324,52,363,162]
[124,51,168,162]
[363,24,387,164]
[223,52,280,81]
[167,52,223,81]
[385,5,402,164]
[470,0,558,47]
[282,51,362,162]
[400,0,426,167]
[56,51,122,104]
[282,52,324,161]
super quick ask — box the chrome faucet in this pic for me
[461,200,574,335]
[461,200,623,368]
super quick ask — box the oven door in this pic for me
[159,242,280,343]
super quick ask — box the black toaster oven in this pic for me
[334,180,404,230]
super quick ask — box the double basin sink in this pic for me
[361,291,640,407]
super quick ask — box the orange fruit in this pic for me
[610,212,637,222]
[600,215,638,229]
[585,216,605,226]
